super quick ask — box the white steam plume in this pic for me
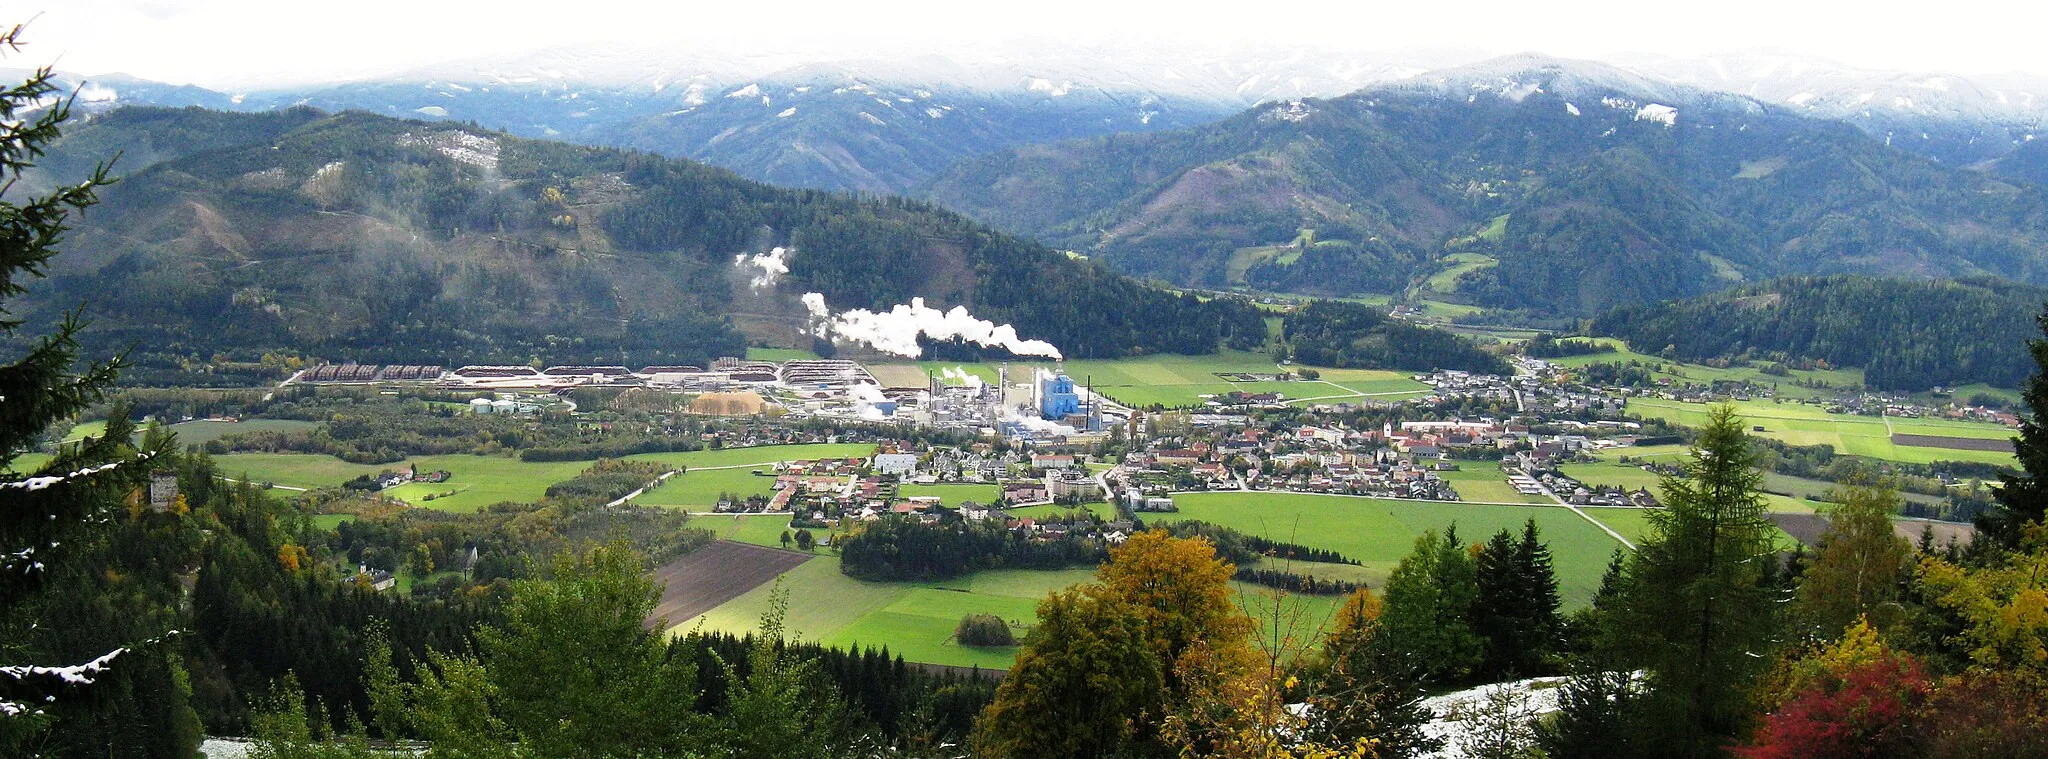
[733,247,790,289]
[849,382,891,420]
[940,366,985,389]
[801,293,1062,360]
[1001,412,1074,435]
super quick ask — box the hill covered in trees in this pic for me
[1282,301,1510,375]
[1590,275,2046,390]
[923,55,2048,315]
[17,106,1266,382]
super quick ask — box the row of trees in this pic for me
[835,513,1111,581]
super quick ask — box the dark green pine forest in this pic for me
[1592,276,2048,390]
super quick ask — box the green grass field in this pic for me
[1581,508,1656,545]
[59,420,108,443]
[6,452,53,473]
[1437,467,1552,504]
[744,347,821,362]
[1558,459,1666,492]
[165,419,319,446]
[211,453,397,489]
[1549,340,1868,400]
[1421,252,1498,293]
[213,453,594,512]
[212,444,881,512]
[626,444,880,508]
[1148,492,1627,607]
[635,468,780,508]
[626,443,878,470]
[309,514,355,530]
[682,557,1096,669]
[1626,398,2017,466]
[689,513,828,548]
[1582,507,1801,550]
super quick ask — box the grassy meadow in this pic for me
[1436,466,1552,504]
[212,443,879,513]
[1625,398,2016,466]
[1146,492,1628,607]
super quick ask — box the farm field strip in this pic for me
[648,541,813,627]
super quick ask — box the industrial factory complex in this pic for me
[288,358,1118,441]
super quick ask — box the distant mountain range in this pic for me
[31,46,2048,195]
[921,54,2048,315]
[17,107,1266,383]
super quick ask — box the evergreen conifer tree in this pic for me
[1986,303,2048,546]
[0,28,175,748]
[1473,519,1563,679]
[1612,405,1781,755]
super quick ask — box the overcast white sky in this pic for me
[20,0,2048,89]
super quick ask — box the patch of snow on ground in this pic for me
[925,107,944,119]
[414,105,448,117]
[1025,78,1072,97]
[859,112,886,126]
[1263,100,1315,123]
[1787,92,1817,106]
[1502,80,1542,101]
[396,131,501,172]
[1635,103,1678,126]
[1418,676,1571,759]
[726,83,762,100]
[1601,96,1637,111]
[1565,102,1581,116]
[777,107,797,118]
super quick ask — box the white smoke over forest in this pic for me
[733,247,790,289]
[801,293,1063,360]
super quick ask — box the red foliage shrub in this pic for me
[1738,656,1932,759]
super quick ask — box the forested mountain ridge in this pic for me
[18,106,1266,382]
[922,54,2048,315]
[1590,275,2047,390]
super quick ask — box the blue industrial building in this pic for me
[1038,372,1080,420]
